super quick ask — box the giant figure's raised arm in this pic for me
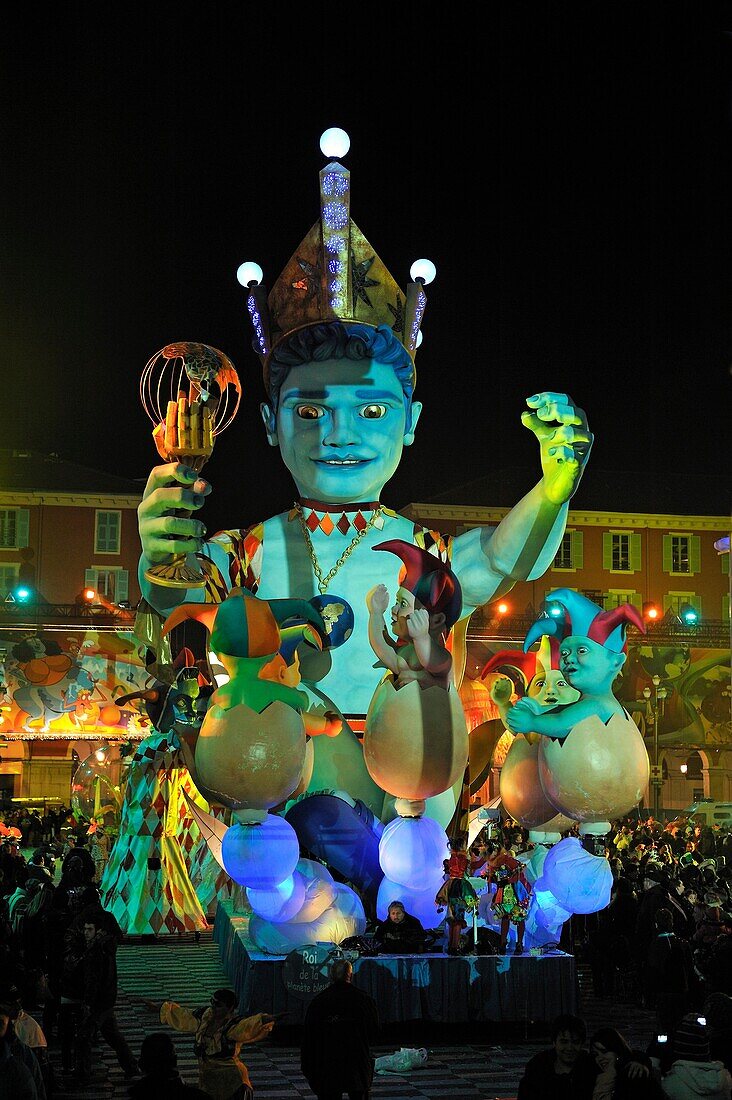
[451,392,593,615]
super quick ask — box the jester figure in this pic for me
[505,590,650,841]
[483,844,532,955]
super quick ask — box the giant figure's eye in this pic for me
[360,404,387,419]
[296,405,323,420]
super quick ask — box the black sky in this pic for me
[1,7,730,531]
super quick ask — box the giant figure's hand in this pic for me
[489,676,513,707]
[521,392,593,505]
[138,463,211,565]
[406,608,430,639]
[505,699,541,734]
[367,584,390,615]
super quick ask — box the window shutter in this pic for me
[692,594,702,616]
[116,570,129,602]
[109,512,120,549]
[722,554,729,575]
[689,535,701,574]
[723,594,730,620]
[630,534,642,572]
[602,533,612,570]
[662,535,672,572]
[84,568,96,589]
[572,530,584,570]
[16,509,30,549]
[630,591,642,610]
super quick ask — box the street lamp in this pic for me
[643,674,668,819]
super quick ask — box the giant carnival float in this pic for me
[90,128,652,1023]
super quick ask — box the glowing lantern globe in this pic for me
[378,815,447,890]
[541,836,612,915]
[246,871,307,922]
[221,816,299,890]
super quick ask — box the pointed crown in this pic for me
[241,129,431,396]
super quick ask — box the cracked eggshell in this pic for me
[499,734,561,828]
[364,678,468,800]
[195,701,307,810]
[538,711,649,822]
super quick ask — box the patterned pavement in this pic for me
[42,928,658,1099]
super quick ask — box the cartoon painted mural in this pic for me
[0,628,153,737]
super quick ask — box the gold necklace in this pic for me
[293,502,384,595]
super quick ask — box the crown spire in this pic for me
[237,129,434,393]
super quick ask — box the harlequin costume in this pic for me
[484,852,531,951]
[436,843,478,954]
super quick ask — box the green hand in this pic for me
[521,392,593,505]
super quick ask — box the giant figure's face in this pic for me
[559,636,625,694]
[263,357,421,504]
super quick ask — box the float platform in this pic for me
[213,901,579,1025]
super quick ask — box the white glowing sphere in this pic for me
[410,258,437,285]
[236,261,264,288]
[319,127,350,159]
[416,331,423,348]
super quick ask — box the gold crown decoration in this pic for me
[237,128,434,392]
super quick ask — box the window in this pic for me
[663,533,700,576]
[604,589,641,610]
[95,511,121,554]
[0,508,29,550]
[552,530,583,571]
[0,563,19,596]
[603,531,641,573]
[84,567,129,603]
[663,592,701,617]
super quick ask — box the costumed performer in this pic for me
[484,843,532,954]
[435,833,478,955]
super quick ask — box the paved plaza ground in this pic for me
[40,928,658,1100]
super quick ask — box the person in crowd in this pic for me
[661,1013,732,1100]
[704,993,732,1073]
[72,906,139,1082]
[588,876,639,998]
[141,988,275,1099]
[645,908,696,1035]
[128,1032,212,1099]
[301,958,379,1100]
[373,900,427,954]
[0,985,52,1100]
[517,1014,598,1099]
[589,1027,662,1100]
[0,989,46,1100]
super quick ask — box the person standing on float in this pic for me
[136,130,594,823]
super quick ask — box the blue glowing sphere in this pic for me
[378,815,447,890]
[541,837,612,915]
[221,816,299,890]
[310,594,354,649]
[246,870,307,922]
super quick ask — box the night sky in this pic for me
[1,8,729,532]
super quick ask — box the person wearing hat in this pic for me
[661,1013,732,1099]
[140,988,276,1099]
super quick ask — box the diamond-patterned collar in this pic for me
[289,499,393,535]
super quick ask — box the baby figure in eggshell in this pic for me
[366,540,462,691]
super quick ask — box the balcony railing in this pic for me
[0,602,136,629]
[467,610,730,647]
